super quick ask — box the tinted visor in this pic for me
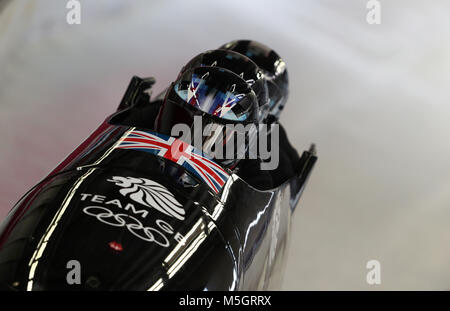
[180,49,269,120]
[172,67,257,121]
[155,67,259,168]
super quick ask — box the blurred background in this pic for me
[1,0,450,290]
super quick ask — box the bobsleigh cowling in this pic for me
[0,43,316,291]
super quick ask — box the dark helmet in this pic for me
[220,40,288,118]
[155,66,259,168]
[179,49,269,121]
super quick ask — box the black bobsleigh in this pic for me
[0,40,316,290]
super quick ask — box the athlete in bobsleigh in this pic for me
[0,40,316,290]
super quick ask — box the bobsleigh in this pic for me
[0,40,316,290]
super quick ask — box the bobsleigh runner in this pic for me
[0,40,316,290]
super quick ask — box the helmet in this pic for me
[180,49,269,121]
[220,40,288,118]
[155,66,259,168]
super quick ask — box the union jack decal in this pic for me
[115,129,230,194]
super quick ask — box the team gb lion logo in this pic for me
[107,176,185,221]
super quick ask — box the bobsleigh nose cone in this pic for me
[0,161,237,291]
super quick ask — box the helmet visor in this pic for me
[155,67,259,168]
[172,66,257,121]
[180,49,269,120]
